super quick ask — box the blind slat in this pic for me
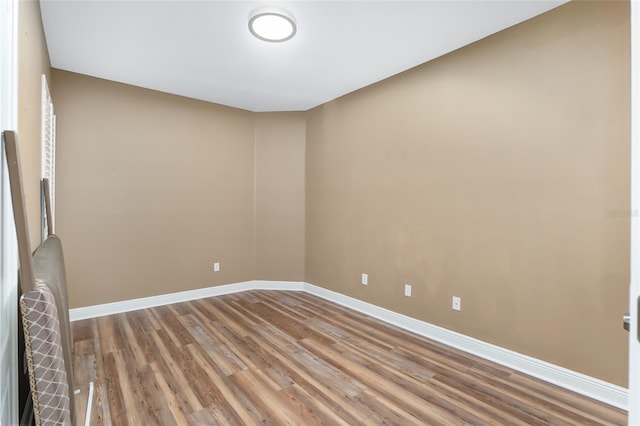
[41,75,56,237]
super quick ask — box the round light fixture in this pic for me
[249,7,297,42]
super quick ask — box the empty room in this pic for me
[1,0,638,424]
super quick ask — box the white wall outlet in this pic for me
[404,284,412,297]
[452,296,461,311]
[214,262,220,272]
[361,273,368,285]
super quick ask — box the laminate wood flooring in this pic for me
[71,290,626,425]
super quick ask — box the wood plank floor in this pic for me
[71,290,626,425]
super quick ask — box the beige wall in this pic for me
[52,72,307,308]
[305,0,630,386]
[51,0,629,387]
[255,113,306,281]
[52,71,257,308]
[18,0,51,250]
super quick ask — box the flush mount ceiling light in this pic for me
[249,7,297,42]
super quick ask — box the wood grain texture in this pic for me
[71,291,626,425]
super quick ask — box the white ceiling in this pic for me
[40,1,568,112]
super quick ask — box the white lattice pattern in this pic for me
[20,284,71,426]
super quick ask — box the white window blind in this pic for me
[0,0,19,424]
[41,74,56,238]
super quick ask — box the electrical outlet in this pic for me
[452,296,461,311]
[361,273,368,285]
[214,262,220,272]
[404,284,412,297]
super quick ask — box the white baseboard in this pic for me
[302,282,628,411]
[69,281,251,321]
[253,280,306,291]
[69,281,307,321]
[69,280,628,410]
